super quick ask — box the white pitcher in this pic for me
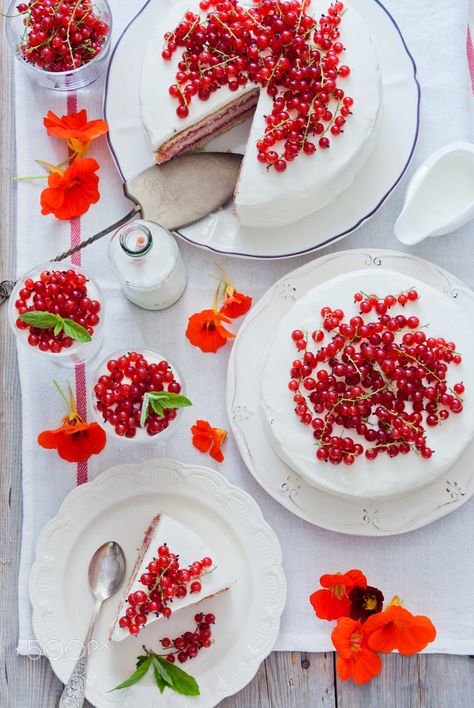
[394,142,474,245]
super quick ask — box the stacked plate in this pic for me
[227,249,474,535]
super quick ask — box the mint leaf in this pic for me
[136,655,148,669]
[54,321,63,336]
[140,391,192,427]
[140,392,152,429]
[154,655,200,696]
[62,318,92,343]
[19,311,92,343]
[153,664,166,694]
[151,655,173,685]
[111,655,151,691]
[19,311,59,329]
[152,656,172,693]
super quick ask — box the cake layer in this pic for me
[110,514,234,641]
[155,90,259,164]
[140,0,382,228]
[260,269,474,499]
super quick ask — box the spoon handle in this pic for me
[58,598,102,708]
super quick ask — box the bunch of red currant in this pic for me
[163,0,352,172]
[118,544,214,636]
[288,289,465,465]
[15,0,109,72]
[14,269,101,353]
[94,352,182,439]
[160,612,216,664]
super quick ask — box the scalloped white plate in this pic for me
[227,249,474,535]
[29,459,286,708]
[104,0,420,259]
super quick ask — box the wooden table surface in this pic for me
[1,17,473,708]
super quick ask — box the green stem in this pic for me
[53,380,72,411]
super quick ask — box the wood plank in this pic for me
[221,652,336,708]
[336,653,474,708]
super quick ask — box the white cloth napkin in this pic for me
[15,0,474,655]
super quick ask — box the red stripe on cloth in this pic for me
[67,92,89,486]
[467,28,474,94]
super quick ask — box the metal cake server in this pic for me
[0,151,242,303]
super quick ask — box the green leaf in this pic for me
[140,392,152,429]
[19,311,59,329]
[110,655,151,691]
[136,655,148,669]
[152,656,171,694]
[53,321,63,336]
[151,655,173,685]
[19,311,92,343]
[154,655,200,696]
[62,318,92,343]
[153,665,166,694]
[140,391,193,427]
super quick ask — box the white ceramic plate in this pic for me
[29,459,286,708]
[226,249,474,535]
[104,0,420,259]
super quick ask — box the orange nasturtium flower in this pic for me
[220,289,253,318]
[40,157,100,221]
[364,598,436,655]
[38,381,106,463]
[215,264,252,318]
[191,420,227,463]
[186,309,235,353]
[310,569,367,620]
[332,617,382,685]
[43,109,109,156]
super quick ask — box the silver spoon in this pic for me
[58,541,126,708]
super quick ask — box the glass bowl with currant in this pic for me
[5,0,112,90]
[89,348,190,443]
[8,262,105,364]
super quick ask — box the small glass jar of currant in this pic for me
[8,262,105,364]
[5,0,112,90]
[89,348,191,442]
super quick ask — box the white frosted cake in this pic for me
[260,269,474,498]
[140,0,382,227]
[110,514,234,641]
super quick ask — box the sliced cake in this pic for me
[140,0,382,227]
[110,513,234,641]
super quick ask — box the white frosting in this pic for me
[140,0,382,227]
[111,514,234,642]
[261,269,474,498]
[235,4,382,226]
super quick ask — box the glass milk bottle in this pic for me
[108,220,187,310]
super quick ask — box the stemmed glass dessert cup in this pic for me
[8,262,105,365]
[89,347,187,444]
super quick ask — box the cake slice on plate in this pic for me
[109,513,234,641]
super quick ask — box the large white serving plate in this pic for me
[29,459,286,708]
[104,0,420,259]
[227,250,474,535]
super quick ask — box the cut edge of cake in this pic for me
[109,513,234,642]
[155,88,259,164]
